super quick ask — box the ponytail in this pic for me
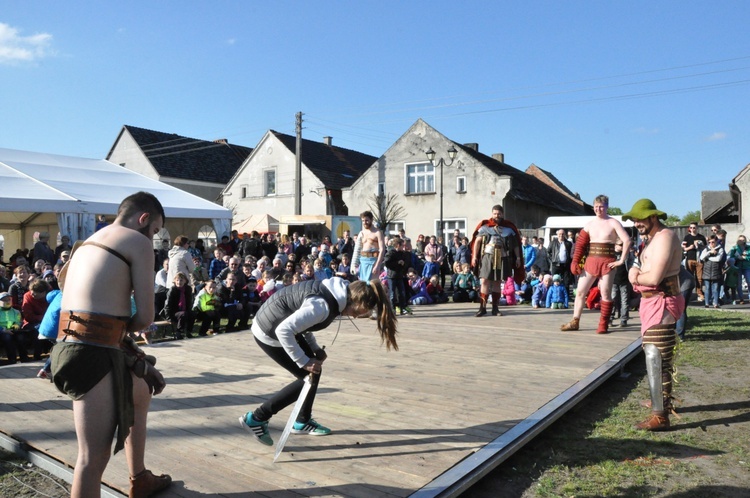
[348,279,399,351]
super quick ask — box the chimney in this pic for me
[323,136,332,146]
[463,142,478,151]
[493,153,505,163]
[213,138,228,144]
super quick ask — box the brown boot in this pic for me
[130,469,172,498]
[596,300,614,334]
[635,411,670,431]
[475,293,487,317]
[491,292,502,316]
[560,317,580,331]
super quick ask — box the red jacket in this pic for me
[22,291,49,328]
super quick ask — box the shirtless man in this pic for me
[561,195,632,334]
[623,198,685,431]
[352,210,385,282]
[51,192,171,497]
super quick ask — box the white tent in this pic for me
[0,147,232,254]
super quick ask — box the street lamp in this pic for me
[426,145,458,239]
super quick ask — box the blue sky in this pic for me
[1,2,748,218]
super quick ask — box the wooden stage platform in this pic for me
[0,302,642,497]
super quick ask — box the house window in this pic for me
[387,220,405,237]
[406,162,435,194]
[264,170,276,196]
[378,182,385,196]
[241,187,247,199]
[435,219,467,241]
[456,176,466,193]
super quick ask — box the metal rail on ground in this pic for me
[412,337,643,498]
[0,431,126,498]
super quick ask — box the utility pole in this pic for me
[294,112,303,215]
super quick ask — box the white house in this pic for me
[343,119,590,240]
[222,130,376,230]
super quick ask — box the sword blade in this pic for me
[273,374,314,462]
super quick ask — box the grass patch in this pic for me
[468,308,750,498]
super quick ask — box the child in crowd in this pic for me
[164,272,194,339]
[503,276,517,306]
[313,258,330,280]
[209,248,227,279]
[427,275,448,303]
[546,274,569,309]
[408,268,432,305]
[22,279,51,360]
[452,263,479,303]
[191,256,209,293]
[195,280,221,336]
[281,272,294,287]
[301,262,315,281]
[243,277,262,317]
[532,274,553,309]
[336,253,353,281]
[0,292,23,364]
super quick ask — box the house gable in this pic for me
[107,125,252,185]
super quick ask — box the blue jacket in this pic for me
[522,244,536,271]
[39,290,62,340]
[546,284,568,308]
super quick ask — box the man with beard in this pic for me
[623,199,685,431]
[470,205,523,317]
[352,211,385,285]
[560,195,632,334]
[51,192,171,497]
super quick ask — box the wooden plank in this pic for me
[0,302,642,497]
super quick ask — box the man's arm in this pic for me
[611,220,632,267]
[130,236,157,332]
[629,231,674,287]
[374,230,386,274]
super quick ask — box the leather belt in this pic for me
[589,243,616,257]
[58,310,128,348]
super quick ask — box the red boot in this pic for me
[597,300,614,334]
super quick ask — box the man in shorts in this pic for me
[623,199,685,430]
[561,195,631,334]
[51,192,171,497]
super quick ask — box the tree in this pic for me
[608,207,623,215]
[367,193,406,232]
[665,214,681,227]
[680,210,701,225]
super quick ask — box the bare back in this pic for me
[61,224,155,331]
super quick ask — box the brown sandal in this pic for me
[129,469,172,498]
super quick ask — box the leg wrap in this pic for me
[597,300,614,334]
[642,324,677,411]
[570,229,590,276]
[476,293,488,317]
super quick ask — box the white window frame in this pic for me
[405,161,435,194]
[387,220,405,237]
[456,176,466,193]
[378,182,385,196]
[434,218,467,242]
[264,169,276,196]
